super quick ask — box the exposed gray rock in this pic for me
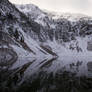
[87,41,92,51]
[87,62,92,72]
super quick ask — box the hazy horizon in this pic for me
[9,0,92,16]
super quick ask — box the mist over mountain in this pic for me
[0,0,92,92]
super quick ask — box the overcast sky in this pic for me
[9,0,92,16]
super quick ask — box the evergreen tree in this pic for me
[14,29,19,39]
[20,36,24,43]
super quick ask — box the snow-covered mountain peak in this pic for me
[16,4,46,18]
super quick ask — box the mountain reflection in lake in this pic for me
[0,56,92,92]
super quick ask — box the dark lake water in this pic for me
[0,55,92,92]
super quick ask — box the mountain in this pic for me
[17,4,92,42]
[0,1,92,92]
[16,4,92,54]
[0,0,55,59]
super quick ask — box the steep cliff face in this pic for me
[17,4,92,43]
[1,1,92,57]
[16,4,92,57]
[0,0,55,69]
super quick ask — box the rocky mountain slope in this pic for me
[16,4,92,56]
[0,0,55,63]
[17,4,92,42]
